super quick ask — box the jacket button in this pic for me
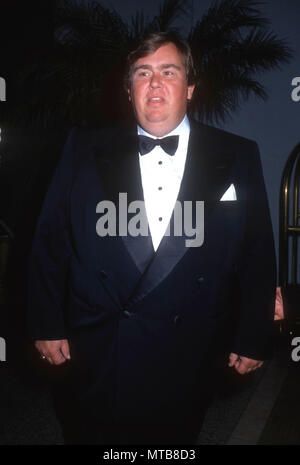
[174,315,182,325]
[99,270,108,279]
[123,310,132,318]
[197,276,204,284]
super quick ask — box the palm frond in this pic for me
[154,0,188,31]
[6,0,294,128]
[188,0,270,59]
[193,70,268,123]
[232,29,293,72]
[200,0,270,31]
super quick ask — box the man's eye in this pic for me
[163,70,174,76]
[138,71,150,77]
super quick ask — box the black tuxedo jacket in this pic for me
[28,120,276,429]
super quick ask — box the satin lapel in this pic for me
[127,121,236,305]
[93,125,154,273]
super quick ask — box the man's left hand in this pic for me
[228,353,263,374]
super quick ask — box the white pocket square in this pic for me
[220,183,237,201]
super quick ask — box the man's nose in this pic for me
[150,72,162,88]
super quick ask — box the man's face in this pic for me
[128,43,195,137]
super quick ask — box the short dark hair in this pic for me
[124,31,196,90]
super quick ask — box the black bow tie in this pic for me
[138,135,179,156]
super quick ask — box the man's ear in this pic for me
[127,88,132,102]
[187,84,195,101]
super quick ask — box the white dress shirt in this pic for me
[138,115,190,251]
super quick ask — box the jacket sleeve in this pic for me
[230,142,276,360]
[27,128,78,340]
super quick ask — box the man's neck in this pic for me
[137,115,189,139]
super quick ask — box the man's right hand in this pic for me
[35,339,71,365]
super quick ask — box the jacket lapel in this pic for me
[93,124,155,274]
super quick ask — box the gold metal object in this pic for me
[279,142,300,334]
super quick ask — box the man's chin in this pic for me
[141,118,176,137]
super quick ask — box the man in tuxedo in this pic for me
[28,32,276,444]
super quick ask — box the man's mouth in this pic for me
[147,97,165,104]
